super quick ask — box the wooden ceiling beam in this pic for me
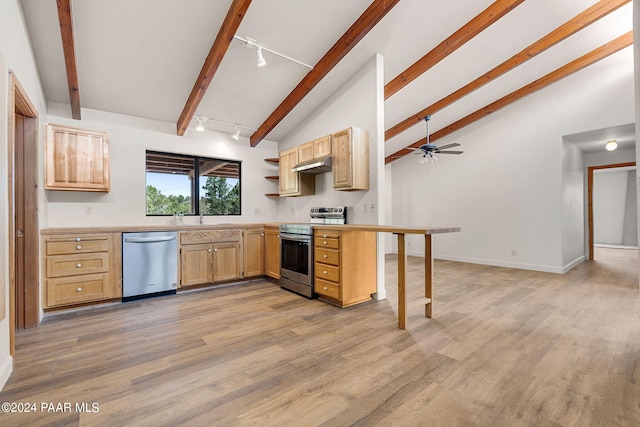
[56,0,81,120]
[385,0,631,141]
[176,0,252,136]
[385,32,633,164]
[383,0,524,100]
[249,0,400,147]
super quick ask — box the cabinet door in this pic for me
[332,128,353,188]
[313,135,332,158]
[181,244,213,287]
[279,147,299,195]
[212,242,242,282]
[264,228,281,279]
[298,141,315,163]
[244,229,265,277]
[45,124,110,192]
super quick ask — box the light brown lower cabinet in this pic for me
[314,229,377,307]
[42,232,121,308]
[180,229,244,287]
[264,226,280,279]
[243,228,265,277]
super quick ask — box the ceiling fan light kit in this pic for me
[408,115,464,162]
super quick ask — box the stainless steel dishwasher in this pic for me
[122,231,178,301]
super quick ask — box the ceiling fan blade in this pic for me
[436,143,460,150]
[437,150,463,154]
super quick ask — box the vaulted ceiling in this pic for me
[20,0,634,159]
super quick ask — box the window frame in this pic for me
[145,150,241,216]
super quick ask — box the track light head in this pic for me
[196,118,204,132]
[232,126,241,140]
[256,46,267,67]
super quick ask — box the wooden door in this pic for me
[298,141,315,163]
[244,229,264,277]
[264,228,280,279]
[212,242,242,282]
[313,135,331,158]
[181,244,213,287]
[13,112,38,330]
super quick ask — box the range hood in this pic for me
[291,156,332,174]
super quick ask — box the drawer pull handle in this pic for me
[323,254,328,259]
[75,237,81,242]
[76,263,82,268]
[323,241,327,245]
[261,233,264,237]
[323,234,328,238]
[323,286,328,291]
[207,248,212,253]
[76,245,82,250]
[76,287,82,292]
[214,248,218,252]
[323,270,328,275]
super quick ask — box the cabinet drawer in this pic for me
[46,238,109,255]
[315,237,340,250]
[315,263,340,282]
[47,274,109,307]
[181,229,242,244]
[315,230,341,239]
[315,278,340,299]
[46,253,109,278]
[315,248,340,266]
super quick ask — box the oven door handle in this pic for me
[279,233,312,242]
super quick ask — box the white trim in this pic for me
[0,354,13,391]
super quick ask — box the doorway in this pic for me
[8,71,39,355]
[587,162,636,260]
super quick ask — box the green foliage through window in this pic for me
[145,151,241,216]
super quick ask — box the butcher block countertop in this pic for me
[40,223,283,235]
[312,224,461,235]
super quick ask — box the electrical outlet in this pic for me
[511,249,517,256]
[369,203,375,213]
[364,204,369,213]
[85,205,93,215]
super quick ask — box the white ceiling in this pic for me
[20,0,635,155]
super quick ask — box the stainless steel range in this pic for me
[279,207,347,298]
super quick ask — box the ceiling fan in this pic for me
[408,115,463,163]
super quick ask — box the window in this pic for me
[145,151,241,216]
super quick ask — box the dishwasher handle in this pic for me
[124,235,176,244]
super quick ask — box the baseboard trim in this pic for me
[562,256,586,273]
[387,250,569,274]
[0,354,13,391]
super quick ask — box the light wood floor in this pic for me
[1,248,639,426]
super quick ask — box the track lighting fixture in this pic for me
[605,139,617,151]
[192,116,256,139]
[233,35,313,69]
[256,46,267,67]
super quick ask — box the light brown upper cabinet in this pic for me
[332,127,369,191]
[45,123,110,192]
[298,134,332,163]
[279,146,315,197]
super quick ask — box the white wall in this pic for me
[561,140,585,270]
[391,46,634,273]
[635,0,640,285]
[593,168,638,247]
[46,103,279,227]
[0,0,48,391]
